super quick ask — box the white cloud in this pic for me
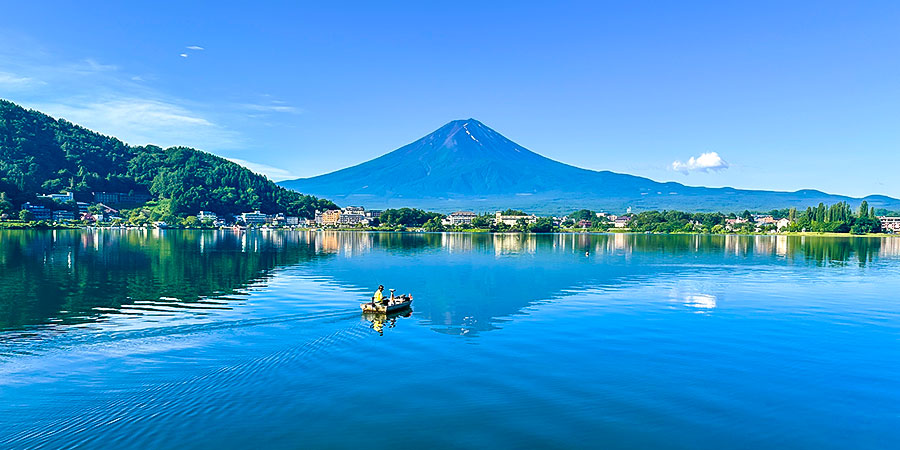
[0,71,40,88]
[186,45,204,51]
[671,152,729,174]
[243,103,302,114]
[179,53,189,58]
[33,98,239,150]
[225,158,298,181]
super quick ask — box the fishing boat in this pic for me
[360,294,413,313]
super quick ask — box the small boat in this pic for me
[360,296,413,313]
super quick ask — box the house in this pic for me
[613,216,631,228]
[286,216,300,226]
[577,219,592,228]
[443,211,477,226]
[240,211,269,225]
[21,203,52,221]
[40,192,74,203]
[879,216,900,233]
[776,218,791,230]
[198,211,218,222]
[365,210,383,220]
[494,211,538,226]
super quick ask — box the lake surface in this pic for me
[1,230,899,449]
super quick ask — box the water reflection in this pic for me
[2,230,898,336]
[363,309,413,335]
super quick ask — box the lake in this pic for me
[1,230,898,449]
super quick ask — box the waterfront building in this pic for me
[443,211,477,227]
[320,210,342,226]
[493,211,538,226]
[338,207,366,225]
[40,192,74,203]
[879,216,900,233]
[21,203,52,221]
[240,211,269,225]
[52,210,75,221]
[198,211,218,221]
[613,216,631,228]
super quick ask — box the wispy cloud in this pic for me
[671,152,729,174]
[186,45,205,51]
[179,53,189,58]
[33,98,239,150]
[225,157,298,181]
[243,103,302,114]
[0,71,41,88]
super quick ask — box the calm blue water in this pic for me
[1,230,898,449]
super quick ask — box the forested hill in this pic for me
[0,99,336,218]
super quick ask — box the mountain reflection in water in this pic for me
[1,230,897,336]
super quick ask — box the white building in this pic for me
[443,211,477,226]
[613,216,631,228]
[879,216,900,233]
[198,211,218,221]
[494,211,538,226]
[40,192,74,203]
[241,211,268,225]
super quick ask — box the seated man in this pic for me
[373,285,386,305]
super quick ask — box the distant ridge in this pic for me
[280,119,900,213]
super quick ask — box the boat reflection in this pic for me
[362,308,413,336]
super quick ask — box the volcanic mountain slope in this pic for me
[280,119,900,214]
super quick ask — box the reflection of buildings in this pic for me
[492,233,536,255]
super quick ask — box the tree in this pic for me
[471,214,492,229]
[422,217,445,232]
[527,217,556,233]
[19,209,33,222]
[858,201,869,218]
[0,193,13,217]
[182,216,201,228]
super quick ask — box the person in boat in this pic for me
[373,285,386,305]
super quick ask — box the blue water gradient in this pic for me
[1,230,898,449]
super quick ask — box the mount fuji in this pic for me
[279,119,900,213]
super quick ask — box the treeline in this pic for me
[787,201,881,234]
[0,99,335,219]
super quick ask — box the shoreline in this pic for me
[1,224,896,238]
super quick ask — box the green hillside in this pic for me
[0,99,335,218]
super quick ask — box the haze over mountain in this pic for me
[280,120,900,214]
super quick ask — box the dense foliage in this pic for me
[626,210,727,233]
[379,208,444,227]
[788,201,881,234]
[0,99,335,218]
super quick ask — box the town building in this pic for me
[92,192,152,205]
[365,210,383,220]
[286,216,300,226]
[320,209,342,226]
[198,211,218,222]
[443,211,477,227]
[52,210,75,221]
[879,216,900,233]
[75,202,90,214]
[40,192,74,203]
[613,216,631,228]
[21,203,52,221]
[494,211,538,226]
[339,207,366,225]
[577,219,592,228]
[776,218,791,230]
[240,211,269,225]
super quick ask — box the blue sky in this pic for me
[1,1,899,197]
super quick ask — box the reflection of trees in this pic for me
[313,233,900,335]
[0,230,325,330]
